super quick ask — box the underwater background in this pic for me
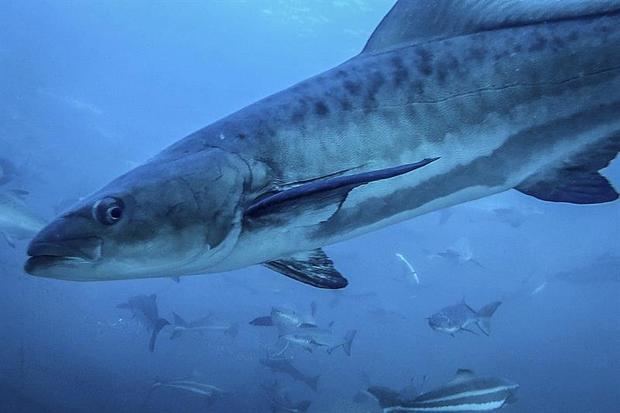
[1,1,619,412]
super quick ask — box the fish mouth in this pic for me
[24,237,103,276]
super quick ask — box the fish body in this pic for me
[552,255,620,284]
[0,191,46,246]
[259,356,320,391]
[280,327,357,356]
[369,369,518,412]
[250,304,318,330]
[170,312,238,340]
[262,382,312,413]
[116,294,169,351]
[25,1,620,287]
[0,159,17,186]
[428,301,501,337]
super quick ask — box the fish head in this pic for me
[427,312,458,332]
[25,149,249,280]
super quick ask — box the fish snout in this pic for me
[25,217,103,276]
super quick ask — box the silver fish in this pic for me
[428,301,502,337]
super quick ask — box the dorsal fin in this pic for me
[449,369,476,384]
[363,0,620,54]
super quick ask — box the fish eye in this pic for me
[92,197,125,225]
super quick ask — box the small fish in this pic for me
[262,381,312,413]
[395,253,420,285]
[260,356,320,392]
[530,282,547,296]
[250,303,318,331]
[428,301,502,337]
[0,158,17,186]
[170,312,239,340]
[429,238,484,268]
[368,369,518,412]
[147,378,225,406]
[116,294,170,352]
[552,255,620,284]
[279,327,357,356]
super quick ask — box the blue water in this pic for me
[1,1,619,412]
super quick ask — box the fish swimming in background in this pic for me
[25,0,620,287]
[0,190,46,248]
[250,303,318,331]
[368,369,518,412]
[428,238,484,268]
[551,254,620,284]
[169,312,239,340]
[116,294,170,352]
[261,381,313,413]
[146,377,225,406]
[0,158,17,186]
[428,301,502,337]
[279,327,357,356]
[259,355,320,392]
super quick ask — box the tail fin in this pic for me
[249,315,273,326]
[149,318,170,352]
[342,329,357,356]
[172,312,188,327]
[367,386,402,408]
[327,329,357,356]
[304,375,320,392]
[295,400,312,412]
[476,301,502,336]
[169,328,182,340]
[226,323,239,339]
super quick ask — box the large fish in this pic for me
[25,1,620,287]
[368,369,518,412]
[0,190,46,247]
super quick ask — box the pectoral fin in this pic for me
[1,232,15,248]
[246,158,439,222]
[264,249,348,289]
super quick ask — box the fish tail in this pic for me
[476,301,502,336]
[367,386,402,409]
[305,375,320,392]
[149,318,170,352]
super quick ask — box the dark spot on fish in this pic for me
[291,111,305,124]
[367,70,386,95]
[409,80,425,96]
[344,80,362,95]
[336,70,348,79]
[528,33,547,52]
[314,101,330,116]
[551,36,565,49]
[567,31,579,42]
[435,56,455,84]
[237,133,247,140]
[513,44,523,53]
[467,46,486,62]
[339,99,352,111]
[391,56,409,87]
[363,93,377,114]
[415,47,434,76]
